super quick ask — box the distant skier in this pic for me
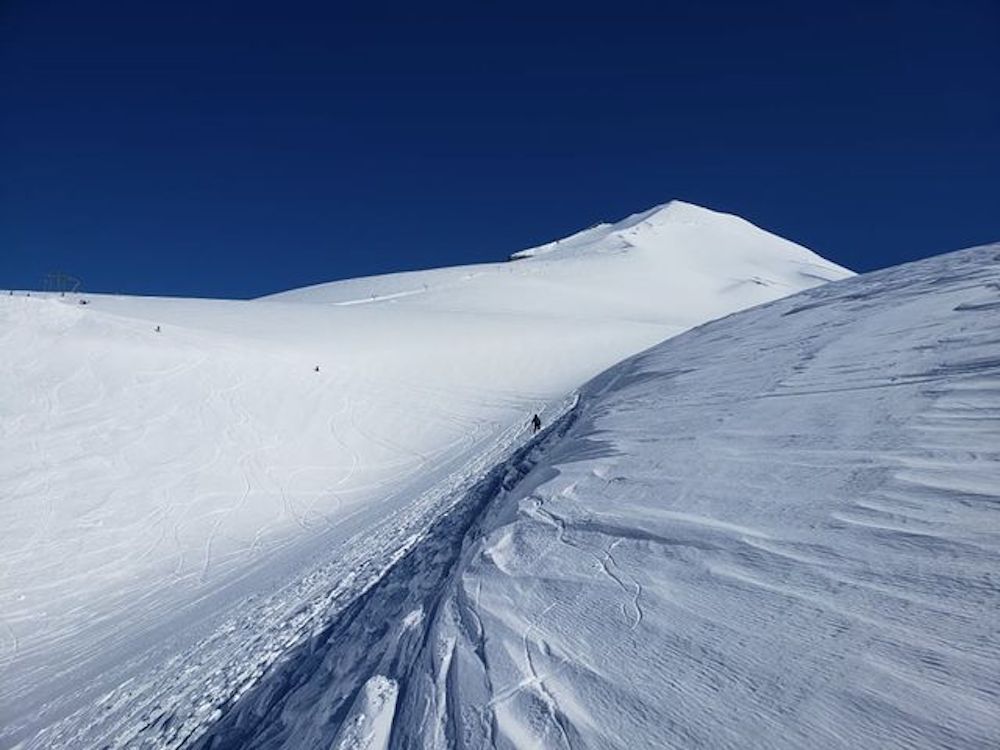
[154,325,161,333]
[531,414,541,433]
[314,365,320,372]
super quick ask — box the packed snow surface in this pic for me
[201,242,998,750]
[0,201,850,748]
[391,242,998,750]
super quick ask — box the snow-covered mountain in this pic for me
[371,241,1000,750]
[205,242,999,750]
[266,200,844,326]
[0,201,854,748]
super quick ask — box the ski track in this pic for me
[181,242,1000,750]
[15,394,577,750]
[7,201,942,748]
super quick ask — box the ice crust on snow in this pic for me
[0,201,855,748]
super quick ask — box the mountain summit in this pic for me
[267,201,851,329]
[1,202,850,748]
[511,199,826,266]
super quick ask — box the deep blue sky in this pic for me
[2,0,998,298]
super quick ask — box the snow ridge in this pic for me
[178,243,997,749]
[389,242,1000,749]
[0,200,852,748]
[190,400,583,749]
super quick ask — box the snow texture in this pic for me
[203,242,997,748]
[1,200,855,748]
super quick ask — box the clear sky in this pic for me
[2,0,998,298]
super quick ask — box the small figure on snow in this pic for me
[314,365,320,373]
[154,325,161,333]
[531,414,541,433]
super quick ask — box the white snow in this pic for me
[0,200,854,748]
[332,675,398,750]
[166,241,995,750]
[380,242,1000,749]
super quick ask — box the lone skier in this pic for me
[531,413,541,433]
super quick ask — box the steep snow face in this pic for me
[357,243,997,749]
[0,202,848,748]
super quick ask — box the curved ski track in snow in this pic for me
[185,243,999,750]
[1,200,854,747]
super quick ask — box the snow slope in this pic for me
[266,200,842,328]
[0,201,849,748]
[207,241,999,750]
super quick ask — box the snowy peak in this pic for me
[1,200,854,748]
[507,200,713,260]
[610,199,726,231]
[269,201,851,321]
[509,199,841,276]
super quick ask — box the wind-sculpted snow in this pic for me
[0,202,849,748]
[188,243,998,748]
[377,243,998,749]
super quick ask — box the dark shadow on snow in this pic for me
[192,403,618,750]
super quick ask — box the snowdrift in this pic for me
[278,241,995,750]
[0,201,850,748]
